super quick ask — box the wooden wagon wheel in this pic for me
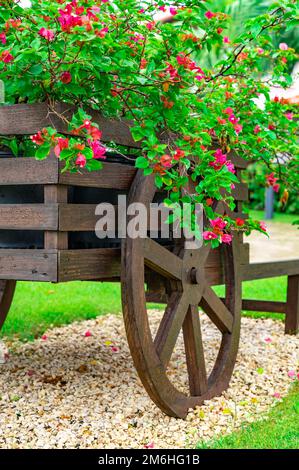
[0,281,16,331]
[121,171,242,418]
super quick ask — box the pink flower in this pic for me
[54,137,69,157]
[205,11,215,19]
[266,173,278,186]
[288,370,296,378]
[285,112,293,121]
[273,183,280,193]
[257,48,264,54]
[254,125,261,134]
[146,21,155,30]
[223,36,230,44]
[144,442,155,449]
[234,124,243,134]
[170,7,177,16]
[273,392,281,399]
[221,234,232,244]
[0,33,6,45]
[41,334,48,341]
[84,330,92,337]
[229,114,238,124]
[279,42,288,51]
[76,153,87,168]
[226,161,235,173]
[264,337,272,343]
[203,231,218,241]
[259,221,267,232]
[88,140,106,160]
[39,27,55,42]
[60,71,72,84]
[110,345,119,353]
[211,217,227,231]
[96,27,109,38]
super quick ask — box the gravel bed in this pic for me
[0,311,298,449]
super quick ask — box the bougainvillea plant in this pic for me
[0,0,298,246]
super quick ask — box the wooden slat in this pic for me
[0,204,58,230]
[59,162,137,189]
[58,248,121,281]
[285,275,299,334]
[59,204,98,231]
[0,156,59,185]
[0,249,57,281]
[0,102,139,148]
[44,186,68,250]
[242,260,299,281]
[241,299,286,313]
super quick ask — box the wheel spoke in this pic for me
[183,305,208,396]
[154,291,189,368]
[143,238,182,280]
[200,286,234,333]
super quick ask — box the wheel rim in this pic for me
[0,280,16,331]
[121,171,241,418]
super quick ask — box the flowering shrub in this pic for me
[0,0,298,246]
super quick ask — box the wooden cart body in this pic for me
[0,103,298,418]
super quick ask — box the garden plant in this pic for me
[0,0,298,243]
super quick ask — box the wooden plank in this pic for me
[58,248,121,281]
[285,275,299,335]
[59,204,98,231]
[242,260,299,281]
[241,299,286,313]
[0,102,140,148]
[0,249,57,281]
[0,204,58,230]
[0,156,59,185]
[59,162,137,190]
[44,186,68,250]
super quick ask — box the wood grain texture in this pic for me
[44,185,68,250]
[241,260,299,281]
[0,249,57,281]
[285,275,299,335]
[0,204,58,230]
[0,280,16,331]
[59,162,136,189]
[58,248,121,281]
[0,156,59,185]
[241,299,286,313]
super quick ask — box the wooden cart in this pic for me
[0,103,298,418]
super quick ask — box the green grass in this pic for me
[249,209,298,225]
[197,382,299,449]
[1,276,288,341]
[1,281,122,341]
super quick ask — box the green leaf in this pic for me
[35,144,51,160]
[135,156,149,169]
[29,64,43,75]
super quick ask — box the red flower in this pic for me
[89,126,102,141]
[146,21,155,31]
[54,137,69,157]
[173,148,185,160]
[160,154,172,168]
[259,221,267,232]
[236,218,245,227]
[0,50,13,63]
[60,71,72,84]
[84,330,92,337]
[254,125,261,134]
[170,8,177,16]
[31,131,45,146]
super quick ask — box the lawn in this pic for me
[0,276,287,341]
[197,382,299,449]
